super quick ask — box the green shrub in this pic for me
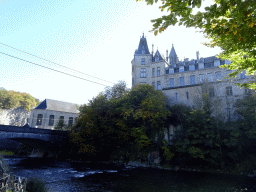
[26,177,48,192]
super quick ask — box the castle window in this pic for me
[226,70,232,78]
[199,74,205,83]
[157,81,161,90]
[152,82,155,89]
[68,117,73,127]
[175,93,178,100]
[170,78,174,87]
[132,66,134,72]
[179,67,184,72]
[141,58,145,65]
[207,73,213,82]
[215,72,221,81]
[190,75,195,85]
[180,77,185,86]
[155,57,159,62]
[152,68,155,77]
[36,114,43,125]
[186,92,189,99]
[140,68,146,78]
[226,86,233,96]
[240,70,246,79]
[157,67,160,76]
[169,68,174,74]
[245,88,252,95]
[209,87,215,97]
[189,65,195,71]
[48,115,54,126]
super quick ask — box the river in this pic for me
[3,155,256,192]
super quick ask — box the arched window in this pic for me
[68,117,73,127]
[48,115,54,126]
[59,116,64,124]
[36,114,43,125]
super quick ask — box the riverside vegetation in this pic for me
[54,81,256,176]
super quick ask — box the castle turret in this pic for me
[132,33,153,87]
[169,44,178,64]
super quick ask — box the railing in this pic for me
[0,172,27,192]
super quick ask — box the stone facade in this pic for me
[28,99,79,129]
[131,34,255,122]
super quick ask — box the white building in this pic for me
[28,99,79,129]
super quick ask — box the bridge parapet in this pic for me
[0,124,69,136]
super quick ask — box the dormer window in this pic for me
[141,58,145,65]
[155,57,159,62]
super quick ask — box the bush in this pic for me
[26,177,48,192]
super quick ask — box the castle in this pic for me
[131,34,254,121]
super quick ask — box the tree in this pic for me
[69,82,171,162]
[137,0,256,89]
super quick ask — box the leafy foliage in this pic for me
[0,89,40,111]
[137,0,256,89]
[68,82,171,162]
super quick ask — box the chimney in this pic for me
[152,44,154,62]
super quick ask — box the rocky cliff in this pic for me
[0,107,31,126]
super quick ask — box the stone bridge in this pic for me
[0,124,69,157]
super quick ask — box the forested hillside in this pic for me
[0,89,40,111]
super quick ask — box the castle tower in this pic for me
[131,33,153,86]
[169,44,178,64]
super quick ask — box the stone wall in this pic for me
[0,107,31,126]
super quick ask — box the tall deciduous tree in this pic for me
[137,0,256,89]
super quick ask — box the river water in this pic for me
[3,155,256,192]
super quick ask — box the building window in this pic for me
[199,74,205,83]
[157,81,161,90]
[152,82,155,89]
[207,73,213,82]
[215,72,221,81]
[179,67,184,72]
[186,92,189,99]
[152,68,155,77]
[175,93,178,100]
[36,114,43,125]
[226,86,233,96]
[141,58,145,65]
[245,88,252,95]
[59,116,64,125]
[240,70,246,79]
[226,70,232,78]
[140,68,146,78]
[169,68,174,74]
[48,115,54,126]
[68,117,73,127]
[190,75,195,85]
[155,57,159,62]
[209,87,215,97]
[132,78,134,85]
[170,78,174,87]
[132,66,134,72]
[157,67,160,76]
[180,77,185,86]
[189,65,195,71]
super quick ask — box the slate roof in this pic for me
[135,33,150,55]
[154,50,164,61]
[169,44,178,63]
[34,99,79,114]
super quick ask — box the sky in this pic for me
[0,0,221,106]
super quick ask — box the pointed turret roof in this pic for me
[135,33,150,55]
[154,49,164,61]
[169,44,178,64]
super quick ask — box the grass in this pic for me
[0,150,15,156]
